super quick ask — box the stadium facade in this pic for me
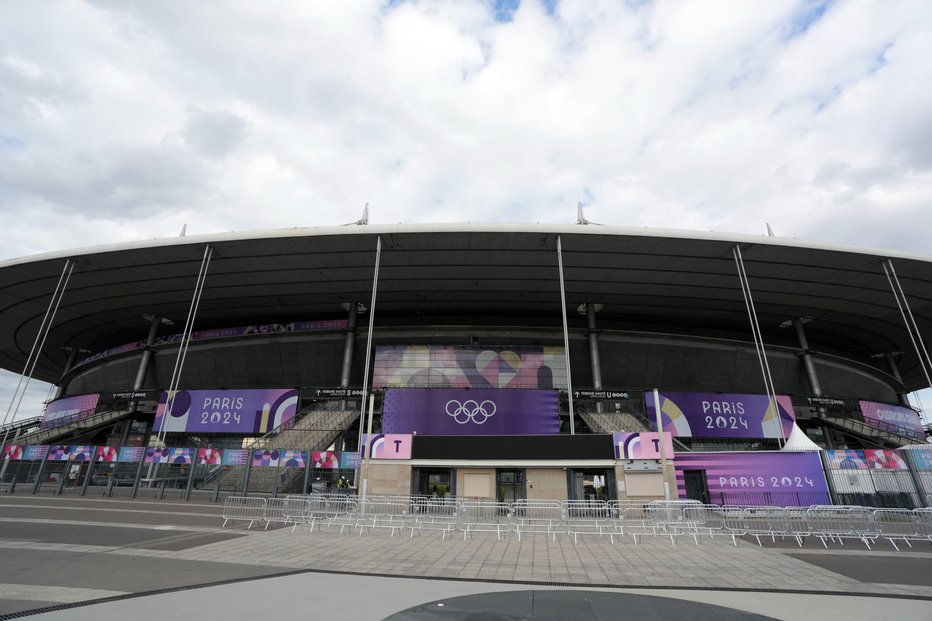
[1,224,931,506]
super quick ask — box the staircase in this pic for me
[0,416,42,444]
[812,412,925,448]
[215,406,360,495]
[15,408,133,445]
[577,408,649,434]
[243,407,358,452]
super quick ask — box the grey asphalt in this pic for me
[1,495,930,620]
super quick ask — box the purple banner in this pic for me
[153,389,299,434]
[646,391,795,439]
[41,394,100,429]
[859,400,924,438]
[382,388,560,435]
[373,346,567,390]
[674,451,830,506]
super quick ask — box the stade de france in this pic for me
[1,223,931,517]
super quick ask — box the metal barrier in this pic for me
[513,499,565,542]
[562,500,618,543]
[354,500,409,536]
[409,499,460,539]
[221,496,267,529]
[217,496,932,549]
[460,501,512,541]
[806,506,878,549]
[872,508,921,550]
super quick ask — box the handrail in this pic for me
[812,411,924,443]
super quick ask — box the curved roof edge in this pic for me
[4,222,932,268]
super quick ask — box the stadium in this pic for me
[1,223,931,508]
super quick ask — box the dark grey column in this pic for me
[557,236,575,435]
[53,347,80,399]
[133,316,162,391]
[882,353,912,407]
[340,303,358,389]
[586,304,603,390]
[793,319,823,396]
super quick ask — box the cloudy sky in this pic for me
[2,0,932,421]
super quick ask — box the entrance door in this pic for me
[683,469,710,504]
[496,469,526,503]
[567,468,616,501]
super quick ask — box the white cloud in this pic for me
[2,0,932,417]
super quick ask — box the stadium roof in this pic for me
[1,224,931,390]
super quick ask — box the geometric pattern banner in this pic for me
[2,445,25,460]
[196,448,223,465]
[373,345,567,390]
[95,446,118,462]
[144,447,193,465]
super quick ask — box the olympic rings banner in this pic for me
[646,391,796,439]
[381,388,560,435]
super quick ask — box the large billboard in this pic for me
[41,394,100,429]
[646,391,795,439]
[373,346,567,390]
[674,451,830,506]
[859,400,925,439]
[382,388,560,435]
[153,389,299,434]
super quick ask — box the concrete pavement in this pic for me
[1,495,930,620]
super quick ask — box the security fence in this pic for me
[219,496,932,549]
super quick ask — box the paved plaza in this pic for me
[1,495,931,619]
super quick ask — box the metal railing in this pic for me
[216,495,932,549]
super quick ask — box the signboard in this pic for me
[153,389,299,434]
[310,387,364,399]
[339,451,361,469]
[312,451,340,468]
[96,446,118,463]
[373,345,567,390]
[2,445,24,460]
[674,451,830,505]
[221,449,250,466]
[613,432,675,460]
[646,391,795,439]
[24,445,49,461]
[826,449,908,471]
[41,394,100,429]
[47,446,75,461]
[574,389,631,401]
[803,396,846,409]
[859,400,925,438]
[251,449,305,467]
[196,448,223,465]
[904,448,932,471]
[118,447,145,463]
[382,388,560,435]
[144,447,193,465]
[104,390,159,402]
[362,434,413,459]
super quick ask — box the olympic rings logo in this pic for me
[445,399,496,425]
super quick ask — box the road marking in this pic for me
[0,582,129,602]
[0,503,219,518]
